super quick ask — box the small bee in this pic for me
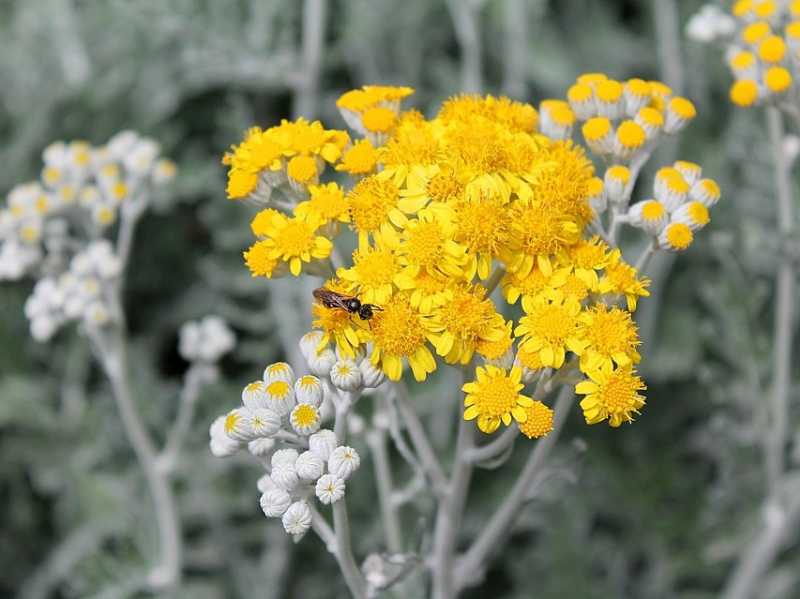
[313,287,382,321]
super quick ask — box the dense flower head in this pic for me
[222,76,715,438]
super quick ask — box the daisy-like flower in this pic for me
[336,139,380,176]
[294,183,350,227]
[517,400,554,439]
[368,294,438,381]
[330,359,363,391]
[248,210,332,276]
[462,365,534,434]
[400,165,463,209]
[290,403,322,436]
[428,284,508,365]
[328,446,361,480]
[294,375,324,407]
[311,279,370,358]
[598,250,651,311]
[451,189,513,280]
[337,234,401,305]
[308,429,338,461]
[577,304,641,372]
[501,264,567,305]
[576,363,646,427]
[475,319,515,365]
[282,501,313,536]
[315,474,346,504]
[515,293,586,369]
[393,206,466,279]
[347,174,407,248]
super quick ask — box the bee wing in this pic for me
[313,287,352,311]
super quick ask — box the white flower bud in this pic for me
[250,408,281,438]
[209,416,240,457]
[295,451,325,481]
[271,448,300,467]
[282,501,312,535]
[263,379,296,416]
[223,408,254,442]
[247,437,275,457]
[330,359,362,391]
[315,474,346,504]
[299,330,325,359]
[294,375,324,407]
[257,473,276,493]
[359,358,386,388]
[260,488,292,518]
[263,362,295,384]
[308,429,338,462]
[328,446,361,480]
[290,403,322,436]
[271,464,299,491]
[241,381,270,410]
[307,349,336,377]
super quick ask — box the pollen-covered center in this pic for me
[597,369,644,414]
[454,194,510,255]
[348,177,399,233]
[437,288,493,338]
[287,155,318,183]
[405,221,446,267]
[274,221,316,256]
[426,171,463,202]
[471,376,520,418]
[582,306,638,354]
[352,247,397,286]
[370,295,427,357]
[523,302,577,343]
[293,404,319,426]
[267,380,290,396]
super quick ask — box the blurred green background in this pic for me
[1,1,796,598]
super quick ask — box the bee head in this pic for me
[358,304,374,320]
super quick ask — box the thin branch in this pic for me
[366,426,403,553]
[453,385,575,592]
[464,424,519,464]
[446,0,485,93]
[158,363,208,473]
[501,0,528,99]
[292,0,327,119]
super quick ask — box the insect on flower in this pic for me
[313,287,382,321]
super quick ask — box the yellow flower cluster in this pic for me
[223,76,712,437]
[726,1,799,107]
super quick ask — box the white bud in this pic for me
[260,488,292,518]
[209,416,240,457]
[307,349,336,377]
[315,474,346,505]
[294,375,324,407]
[271,448,300,467]
[263,361,295,384]
[247,437,275,457]
[308,429,338,462]
[290,403,322,436]
[330,359,362,391]
[223,408,254,442]
[257,473,276,493]
[250,408,281,438]
[282,501,312,535]
[270,464,299,491]
[241,381,270,410]
[295,451,325,481]
[299,330,326,358]
[328,446,361,480]
[358,359,385,388]
[263,379,296,416]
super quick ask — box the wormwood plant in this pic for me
[212,78,721,598]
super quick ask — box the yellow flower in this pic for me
[451,188,512,280]
[463,365,534,434]
[562,236,610,289]
[336,139,379,176]
[249,210,332,276]
[428,284,507,364]
[577,304,641,372]
[518,401,554,439]
[394,269,451,313]
[576,363,646,427]
[295,183,350,224]
[437,94,538,133]
[515,293,586,368]
[368,294,437,381]
[312,279,369,358]
[337,235,401,305]
[347,174,407,248]
[501,265,568,305]
[476,319,514,362]
[599,250,651,311]
[379,119,441,184]
[394,206,466,279]
[400,165,464,209]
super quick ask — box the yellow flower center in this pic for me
[370,295,427,357]
[437,287,496,339]
[293,404,319,426]
[224,412,239,433]
[362,107,397,133]
[687,202,710,225]
[521,301,578,345]
[641,201,665,221]
[731,51,755,70]
[669,97,696,119]
[352,246,397,287]
[426,171,463,202]
[560,274,590,300]
[453,193,511,257]
[244,241,278,277]
[287,155,318,183]
[339,140,378,174]
[469,375,520,418]
[665,223,693,249]
[274,220,317,257]
[638,107,664,127]
[742,21,770,45]
[596,79,623,103]
[730,80,759,107]
[582,306,638,356]
[267,380,290,396]
[567,83,593,103]
[616,121,646,149]
[765,67,792,93]
[595,368,645,415]
[518,401,554,439]
[348,177,399,234]
[228,169,258,199]
[404,221,446,267]
[542,100,575,126]
[307,184,347,220]
[582,117,612,141]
